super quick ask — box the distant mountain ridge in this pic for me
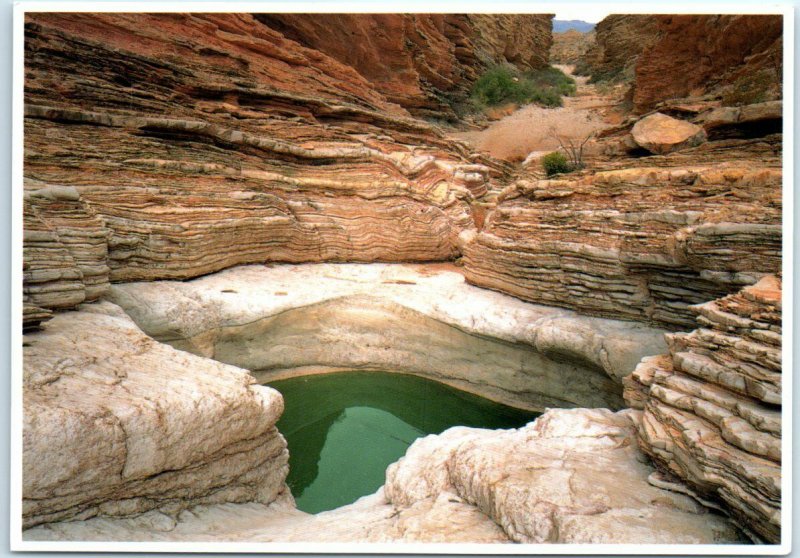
[553,19,596,33]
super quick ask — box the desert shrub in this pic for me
[524,66,577,97]
[471,66,535,106]
[542,151,573,176]
[470,65,576,110]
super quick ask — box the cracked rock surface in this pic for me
[23,301,289,529]
[25,408,742,543]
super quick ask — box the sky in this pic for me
[553,8,612,23]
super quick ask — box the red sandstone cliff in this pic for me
[23,13,514,327]
[577,14,782,112]
[255,14,553,120]
[633,15,782,111]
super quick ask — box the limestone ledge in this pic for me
[24,409,743,544]
[23,13,512,326]
[109,263,668,412]
[626,275,782,543]
[460,164,781,329]
[23,301,289,529]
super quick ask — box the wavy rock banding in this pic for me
[460,165,781,329]
[625,275,782,543]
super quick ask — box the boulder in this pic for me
[631,112,707,155]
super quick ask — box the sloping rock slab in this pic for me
[384,408,742,543]
[23,301,289,529]
[109,263,669,411]
[25,409,743,544]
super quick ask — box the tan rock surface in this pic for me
[628,275,782,543]
[23,301,289,529]
[109,263,668,412]
[23,13,510,327]
[25,409,743,544]
[575,15,658,83]
[384,408,741,543]
[551,30,594,65]
[460,165,781,329]
[631,113,707,155]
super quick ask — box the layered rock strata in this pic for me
[23,301,289,529]
[574,15,658,83]
[109,263,668,412]
[577,15,782,112]
[633,15,783,112]
[23,13,510,327]
[625,275,782,543]
[25,409,743,543]
[256,14,553,119]
[460,165,781,329]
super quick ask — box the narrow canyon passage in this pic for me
[19,10,784,548]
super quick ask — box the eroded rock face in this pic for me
[633,15,782,112]
[460,165,781,329]
[108,263,668,412]
[24,409,743,543]
[256,14,553,120]
[23,301,289,529]
[627,275,782,543]
[575,15,658,83]
[550,29,594,65]
[577,15,782,113]
[23,13,508,327]
[631,113,707,155]
[384,408,742,543]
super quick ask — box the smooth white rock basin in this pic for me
[110,262,669,411]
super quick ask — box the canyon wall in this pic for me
[550,29,594,66]
[460,165,782,330]
[633,15,783,112]
[574,15,658,82]
[577,14,782,112]
[256,14,553,120]
[23,13,514,329]
[624,275,782,543]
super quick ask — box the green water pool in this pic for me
[267,371,540,514]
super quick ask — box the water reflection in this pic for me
[268,371,539,514]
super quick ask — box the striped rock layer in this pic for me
[624,275,782,543]
[255,14,553,120]
[460,165,781,330]
[23,13,535,328]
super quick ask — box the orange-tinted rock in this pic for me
[255,14,553,120]
[550,29,594,65]
[633,15,782,112]
[574,15,658,82]
[631,113,707,155]
[629,275,782,543]
[460,165,781,329]
[23,13,511,326]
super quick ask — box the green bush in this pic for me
[470,65,576,110]
[542,151,573,176]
